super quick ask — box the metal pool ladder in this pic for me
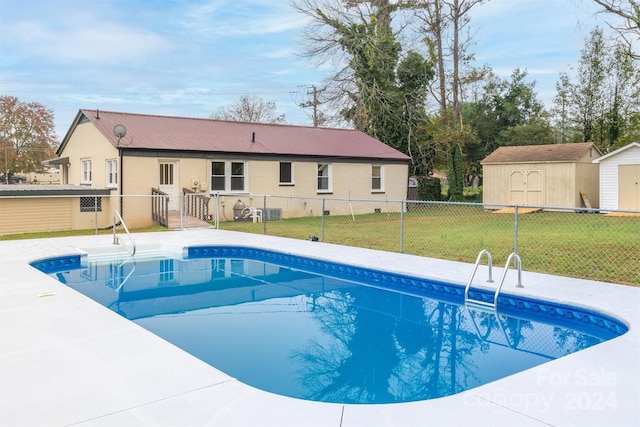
[112,211,136,256]
[464,250,523,309]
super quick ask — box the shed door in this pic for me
[619,164,640,210]
[159,161,179,210]
[509,170,544,206]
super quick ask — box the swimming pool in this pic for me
[31,245,628,405]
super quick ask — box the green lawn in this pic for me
[220,206,640,286]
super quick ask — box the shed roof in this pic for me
[481,143,600,164]
[57,110,410,162]
[592,142,640,163]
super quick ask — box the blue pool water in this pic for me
[31,246,628,404]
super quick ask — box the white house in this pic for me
[593,142,640,211]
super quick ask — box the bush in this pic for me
[417,176,442,201]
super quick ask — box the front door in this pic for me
[159,161,179,210]
[619,164,640,210]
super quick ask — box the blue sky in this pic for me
[0,0,613,140]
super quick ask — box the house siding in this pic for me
[598,144,640,211]
[118,155,408,224]
[0,198,71,235]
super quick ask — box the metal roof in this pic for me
[0,184,111,197]
[58,109,410,162]
[481,143,601,164]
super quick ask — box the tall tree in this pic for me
[0,96,57,182]
[212,95,286,124]
[590,0,640,59]
[413,0,488,129]
[293,0,435,174]
[553,27,639,149]
[462,69,553,178]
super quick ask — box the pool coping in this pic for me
[1,229,638,426]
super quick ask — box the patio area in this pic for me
[1,229,638,426]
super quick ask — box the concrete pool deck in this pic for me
[1,229,638,426]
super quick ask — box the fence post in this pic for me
[321,198,325,241]
[94,196,98,235]
[214,193,220,229]
[180,191,184,230]
[263,194,267,235]
[400,200,405,253]
[514,204,519,254]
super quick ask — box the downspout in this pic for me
[119,148,123,216]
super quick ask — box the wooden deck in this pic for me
[166,210,214,229]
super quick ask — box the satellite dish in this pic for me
[113,124,127,139]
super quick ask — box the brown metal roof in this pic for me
[64,109,410,161]
[481,143,600,164]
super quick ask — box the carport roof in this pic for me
[0,185,111,197]
[481,142,601,164]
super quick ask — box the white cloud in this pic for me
[11,19,170,64]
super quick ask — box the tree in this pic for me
[0,96,57,182]
[293,0,435,174]
[462,69,553,179]
[553,27,639,150]
[212,95,286,124]
[413,0,488,128]
[590,0,640,59]
[446,142,464,201]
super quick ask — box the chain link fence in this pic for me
[0,191,637,285]
[217,195,640,286]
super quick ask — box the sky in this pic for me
[0,0,617,141]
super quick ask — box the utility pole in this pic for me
[300,85,326,127]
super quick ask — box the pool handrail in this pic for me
[112,211,136,256]
[465,250,523,309]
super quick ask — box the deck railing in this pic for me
[151,188,169,227]
[183,188,210,221]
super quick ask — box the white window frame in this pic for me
[371,164,384,193]
[317,163,332,193]
[210,160,247,193]
[106,159,117,188]
[80,158,92,184]
[279,161,294,186]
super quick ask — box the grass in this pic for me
[0,225,168,241]
[220,206,640,286]
[2,209,636,286]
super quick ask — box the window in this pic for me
[230,162,245,191]
[372,165,384,192]
[106,159,117,188]
[80,196,102,212]
[159,163,174,186]
[210,161,247,192]
[279,162,293,185]
[317,163,332,193]
[80,159,92,184]
[159,259,175,282]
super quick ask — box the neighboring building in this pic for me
[0,185,110,235]
[593,142,640,211]
[481,143,602,209]
[53,109,410,227]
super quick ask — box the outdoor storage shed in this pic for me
[481,142,602,209]
[593,142,640,211]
